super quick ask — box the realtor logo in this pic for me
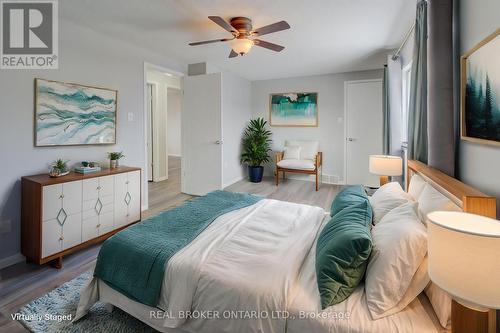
[1,0,58,69]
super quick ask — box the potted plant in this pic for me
[49,158,69,178]
[241,117,272,183]
[108,151,124,169]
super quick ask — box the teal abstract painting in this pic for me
[462,30,500,144]
[270,92,318,127]
[35,79,117,146]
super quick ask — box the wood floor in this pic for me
[0,160,341,333]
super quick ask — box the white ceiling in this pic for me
[61,0,416,81]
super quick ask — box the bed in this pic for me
[75,160,496,333]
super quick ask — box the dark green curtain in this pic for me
[407,0,428,164]
[382,65,390,155]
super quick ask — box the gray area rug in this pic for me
[17,271,157,332]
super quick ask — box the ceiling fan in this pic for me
[189,16,290,58]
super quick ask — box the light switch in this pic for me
[128,113,134,122]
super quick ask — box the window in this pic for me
[401,62,412,144]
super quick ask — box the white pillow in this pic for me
[365,202,428,319]
[283,145,301,160]
[425,282,451,328]
[379,256,430,318]
[285,140,319,160]
[408,174,427,200]
[417,184,461,224]
[369,182,413,224]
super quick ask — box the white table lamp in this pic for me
[368,155,402,186]
[427,211,500,333]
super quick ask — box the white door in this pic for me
[345,79,383,187]
[182,73,223,195]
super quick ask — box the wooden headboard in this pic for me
[407,160,496,218]
[407,159,497,333]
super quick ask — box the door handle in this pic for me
[215,140,223,145]
[347,137,356,142]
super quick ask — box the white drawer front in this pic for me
[42,219,62,258]
[62,213,82,250]
[114,173,129,228]
[127,171,141,223]
[99,175,114,198]
[82,216,99,242]
[82,178,98,202]
[99,211,114,235]
[82,206,98,220]
[101,202,114,215]
[62,181,82,215]
[42,184,62,221]
[100,194,114,206]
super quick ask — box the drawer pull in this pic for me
[97,224,101,228]
[56,208,67,226]
[59,236,64,241]
[124,192,131,205]
[97,186,101,190]
[126,213,130,217]
[95,198,103,215]
[125,181,130,184]
[59,194,64,199]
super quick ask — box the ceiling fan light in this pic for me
[231,38,253,55]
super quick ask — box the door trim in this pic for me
[343,78,383,185]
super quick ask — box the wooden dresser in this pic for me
[21,166,141,268]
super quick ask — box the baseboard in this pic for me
[280,173,345,185]
[168,154,181,157]
[141,204,148,212]
[0,252,25,269]
[154,176,168,182]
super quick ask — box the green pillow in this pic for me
[316,200,373,309]
[330,185,370,219]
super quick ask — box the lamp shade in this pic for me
[427,211,500,310]
[368,155,402,176]
[231,38,253,55]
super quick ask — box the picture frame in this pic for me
[35,78,118,147]
[461,28,500,146]
[269,92,318,127]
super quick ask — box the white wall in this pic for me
[0,18,185,262]
[167,88,182,157]
[458,0,500,217]
[222,71,253,187]
[251,69,383,183]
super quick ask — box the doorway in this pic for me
[143,63,185,213]
[344,79,383,187]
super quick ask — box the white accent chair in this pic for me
[275,140,322,191]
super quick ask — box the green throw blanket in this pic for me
[94,190,262,307]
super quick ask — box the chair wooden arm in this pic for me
[275,151,284,164]
[315,152,322,168]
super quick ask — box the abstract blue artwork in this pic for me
[35,79,117,146]
[270,92,318,127]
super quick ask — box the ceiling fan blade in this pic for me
[208,16,237,33]
[252,21,290,36]
[189,38,232,46]
[253,39,285,52]
[229,49,238,58]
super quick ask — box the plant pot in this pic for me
[110,159,118,169]
[248,166,264,183]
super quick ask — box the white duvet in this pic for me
[76,199,326,333]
